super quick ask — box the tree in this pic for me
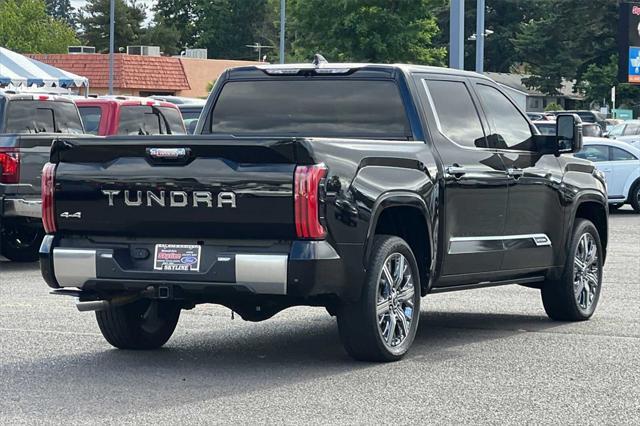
[142,20,182,56]
[287,0,445,64]
[575,55,617,105]
[78,0,146,52]
[0,0,78,53]
[512,0,618,95]
[45,0,75,26]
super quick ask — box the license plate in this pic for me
[154,244,201,272]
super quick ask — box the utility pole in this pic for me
[245,43,274,62]
[475,0,485,73]
[449,0,464,70]
[279,0,286,64]
[108,0,115,95]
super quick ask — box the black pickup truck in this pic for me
[0,92,84,261]
[40,61,608,361]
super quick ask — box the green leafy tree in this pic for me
[574,55,617,104]
[78,0,146,52]
[0,0,78,53]
[142,20,182,55]
[512,0,618,95]
[544,102,563,112]
[287,0,445,64]
[45,0,75,26]
[153,0,277,60]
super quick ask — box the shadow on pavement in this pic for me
[0,307,569,419]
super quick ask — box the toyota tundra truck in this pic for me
[40,59,608,362]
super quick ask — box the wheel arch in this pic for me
[570,195,608,262]
[364,192,435,295]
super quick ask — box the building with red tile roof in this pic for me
[28,53,261,98]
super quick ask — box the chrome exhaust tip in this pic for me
[75,300,110,312]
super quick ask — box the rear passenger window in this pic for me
[475,84,534,151]
[118,106,185,135]
[4,101,83,134]
[611,147,637,161]
[424,80,486,148]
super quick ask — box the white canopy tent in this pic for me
[0,47,88,94]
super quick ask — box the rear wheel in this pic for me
[629,182,640,213]
[541,219,603,321]
[1,221,43,262]
[337,235,421,362]
[96,299,181,349]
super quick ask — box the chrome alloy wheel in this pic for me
[376,253,416,348]
[573,233,600,311]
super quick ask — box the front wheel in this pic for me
[337,235,421,362]
[96,299,181,349]
[541,219,603,321]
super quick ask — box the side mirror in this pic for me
[187,120,198,134]
[556,113,582,154]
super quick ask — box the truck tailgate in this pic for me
[52,137,300,239]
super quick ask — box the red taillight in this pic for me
[42,162,57,233]
[294,164,328,239]
[0,148,20,184]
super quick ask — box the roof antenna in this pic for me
[312,54,328,66]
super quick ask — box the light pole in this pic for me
[475,0,485,73]
[108,0,115,95]
[449,0,464,70]
[279,0,285,64]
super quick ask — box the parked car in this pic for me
[533,120,556,135]
[75,97,186,136]
[0,91,84,261]
[606,119,640,144]
[574,137,640,212]
[148,95,204,105]
[526,112,554,121]
[177,101,206,134]
[582,122,604,137]
[41,61,607,362]
[560,110,607,131]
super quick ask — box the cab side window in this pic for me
[574,145,609,162]
[424,80,487,148]
[475,84,534,151]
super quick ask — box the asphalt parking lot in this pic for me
[0,209,638,425]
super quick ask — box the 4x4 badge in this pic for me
[60,211,82,219]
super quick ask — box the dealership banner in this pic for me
[620,2,640,83]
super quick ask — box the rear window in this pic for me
[78,106,102,135]
[117,106,186,135]
[4,100,83,134]
[209,80,411,139]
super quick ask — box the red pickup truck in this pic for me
[75,97,186,136]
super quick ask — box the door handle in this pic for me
[507,168,524,179]
[445,165,467,178]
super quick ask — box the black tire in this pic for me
[96,299,181,349]
[608,203,623,213]
[629,182,640,213]
[1,223,43,262]
[337,235,421,362]
[541,219,603,321]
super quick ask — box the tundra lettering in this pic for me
[101,189,236,208]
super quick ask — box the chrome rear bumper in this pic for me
[51,247,289,295]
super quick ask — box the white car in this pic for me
[574,137,640,212]
[607,120,640,148]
